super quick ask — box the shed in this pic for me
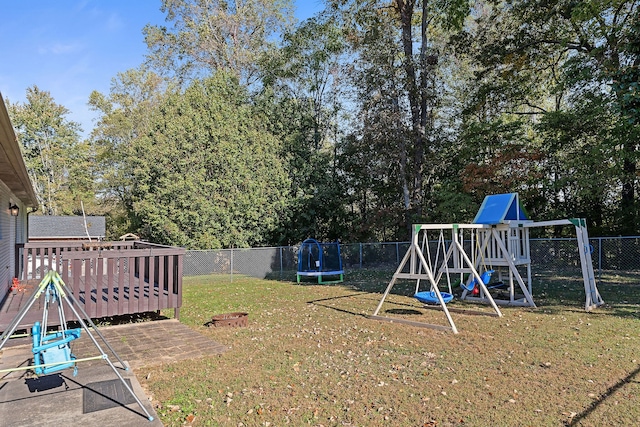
[29,215,106,241]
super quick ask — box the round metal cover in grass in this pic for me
[210,312,248,327]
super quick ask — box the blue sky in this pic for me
[0,0,324,137]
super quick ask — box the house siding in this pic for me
[0,181,12,295]
[0,91,38,296]
[0,179,28,295]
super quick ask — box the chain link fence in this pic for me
[183,236,640,281]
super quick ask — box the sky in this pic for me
[0,0,325,137]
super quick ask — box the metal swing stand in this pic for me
[0,270,154,422]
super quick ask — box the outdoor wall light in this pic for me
[9,203,19,216]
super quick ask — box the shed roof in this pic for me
[29,215,106,239]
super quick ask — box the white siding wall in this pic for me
[17,201,27,283]
[0,180,26,295]
[0,181,11,294]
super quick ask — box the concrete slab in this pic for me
[0,349,162,427]
[0,319,228,426]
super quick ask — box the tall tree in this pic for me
[258,16,350,243]
[459,0,640,234]
[89,68,168,237]
[330,0,469,237]
[143,0,295,85]
[127,73,290,248]
[611,7,640,230]
[7,86,91,215]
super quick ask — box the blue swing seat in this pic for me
[32,321,82,376]
[461,270,495,292]
[414,291,454,305]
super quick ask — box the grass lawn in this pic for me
[139,269,640,426]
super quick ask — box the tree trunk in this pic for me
[396,0,426,223]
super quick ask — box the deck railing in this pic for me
[15,241,184,319]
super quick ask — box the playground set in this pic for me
[0,270,154,422]
[297,238,344,284]
[371,193,604,333]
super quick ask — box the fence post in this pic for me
[597,237,602,281]
[359,243,363,269]
[230,248,234,283]
[396,242,399,265]
[279,246,283,280]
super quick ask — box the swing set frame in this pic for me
[371,224,504,334]
[0,271,155,421]
[371,218,604,334]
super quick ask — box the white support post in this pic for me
[509,268,515,302]
[452,237,503,317]
[460,229,492,298]
[372,247,412,316]
[572,219,604,310]
[491,228,536,308]
[414,242,458,333]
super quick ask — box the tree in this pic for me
[7,86,92,215]
[611,9,640,230]
[143,0,296,85]
[328,0,469,238]
[127,73,290,248]
[89,68,168,237]
[459,0,640,234]
[258,16,351,243]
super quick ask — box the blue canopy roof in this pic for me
[472,193,529,224]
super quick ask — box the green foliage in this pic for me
[89,68,169,238]
[143,0,295,85]
[326,0,473,239]
[257,15,350,244]
[7,86,94,215]
[128,73,290,248]
[457,0,640,235]
[12,0,640,245]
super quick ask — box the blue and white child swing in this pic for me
[0,270,154,421]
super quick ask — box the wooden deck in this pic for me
[0,282,43,333]
[0,275,176,334]
[1,240,184,334]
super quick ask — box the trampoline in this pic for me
[297,238,344,284]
